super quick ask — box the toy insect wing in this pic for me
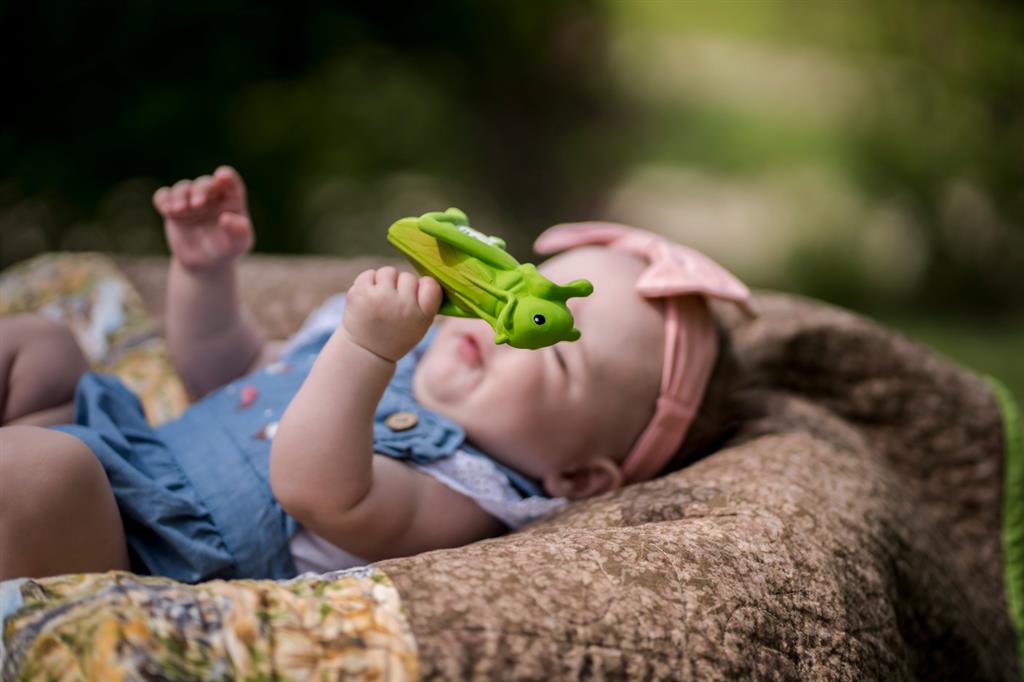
[387,216,505,325]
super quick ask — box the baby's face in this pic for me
[413,247,664,490]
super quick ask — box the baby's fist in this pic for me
[343,267,443,362]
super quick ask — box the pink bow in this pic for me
[534,222,755,483]
[535,222,755,314]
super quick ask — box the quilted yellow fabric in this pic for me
[1,569,418,681]
[0,252,188,424]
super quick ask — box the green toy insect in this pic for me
[387,208,593,349]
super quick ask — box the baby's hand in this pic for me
[343,267,443,362]
[153,166,253,272]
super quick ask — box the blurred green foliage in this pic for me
[607,1,1023,317]
[2,1,1021,393]
[1,1,624,261]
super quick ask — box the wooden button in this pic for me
[385,411,418,431]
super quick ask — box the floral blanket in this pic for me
[0,253,187,423]
[1,569,417,681]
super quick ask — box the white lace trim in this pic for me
[289,529,366,574]
[411,450,567,529]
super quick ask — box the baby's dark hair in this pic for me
[659,314,741,475]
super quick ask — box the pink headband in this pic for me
[534,222,755,484]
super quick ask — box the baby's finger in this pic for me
[153,187,171,213]
[396,271,418,299]
[218,212,254,253]
[218,211,250,233]
[375,266,398,288]
[352,269,376,289]
[190,175,214,208]
[170,180,191,213]
[213,165,247,201]
[417,277,443,314]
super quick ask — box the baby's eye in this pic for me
[533,314,546,326]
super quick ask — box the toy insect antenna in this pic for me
[549,278,594,302]
[523,264,594,302]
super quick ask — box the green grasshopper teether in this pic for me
[388,208,593,349]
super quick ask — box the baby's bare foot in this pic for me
[153,166,254,272]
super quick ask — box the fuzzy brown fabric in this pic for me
[119,257,1017,680]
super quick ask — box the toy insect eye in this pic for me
[533,314,546,326]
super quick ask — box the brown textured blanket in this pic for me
[2,254,1017,680]
[380,296,1017,680]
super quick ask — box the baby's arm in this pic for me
[154,167,273,399]
[270,267,504,561]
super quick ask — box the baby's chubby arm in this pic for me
[270,267,504,561]
[154,167,274,399]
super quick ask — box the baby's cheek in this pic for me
[412,354,456,407]
[507,406,566,464]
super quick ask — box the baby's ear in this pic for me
[542,457,623,501]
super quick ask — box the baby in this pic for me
[0,166,751,582]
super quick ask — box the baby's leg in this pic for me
[0,314,89,426]
[0,425,130,580]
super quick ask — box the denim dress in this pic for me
[52,313,549,583]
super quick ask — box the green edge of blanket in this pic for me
[987,375,1024,672]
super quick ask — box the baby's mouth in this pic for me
[456,332,484,367]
